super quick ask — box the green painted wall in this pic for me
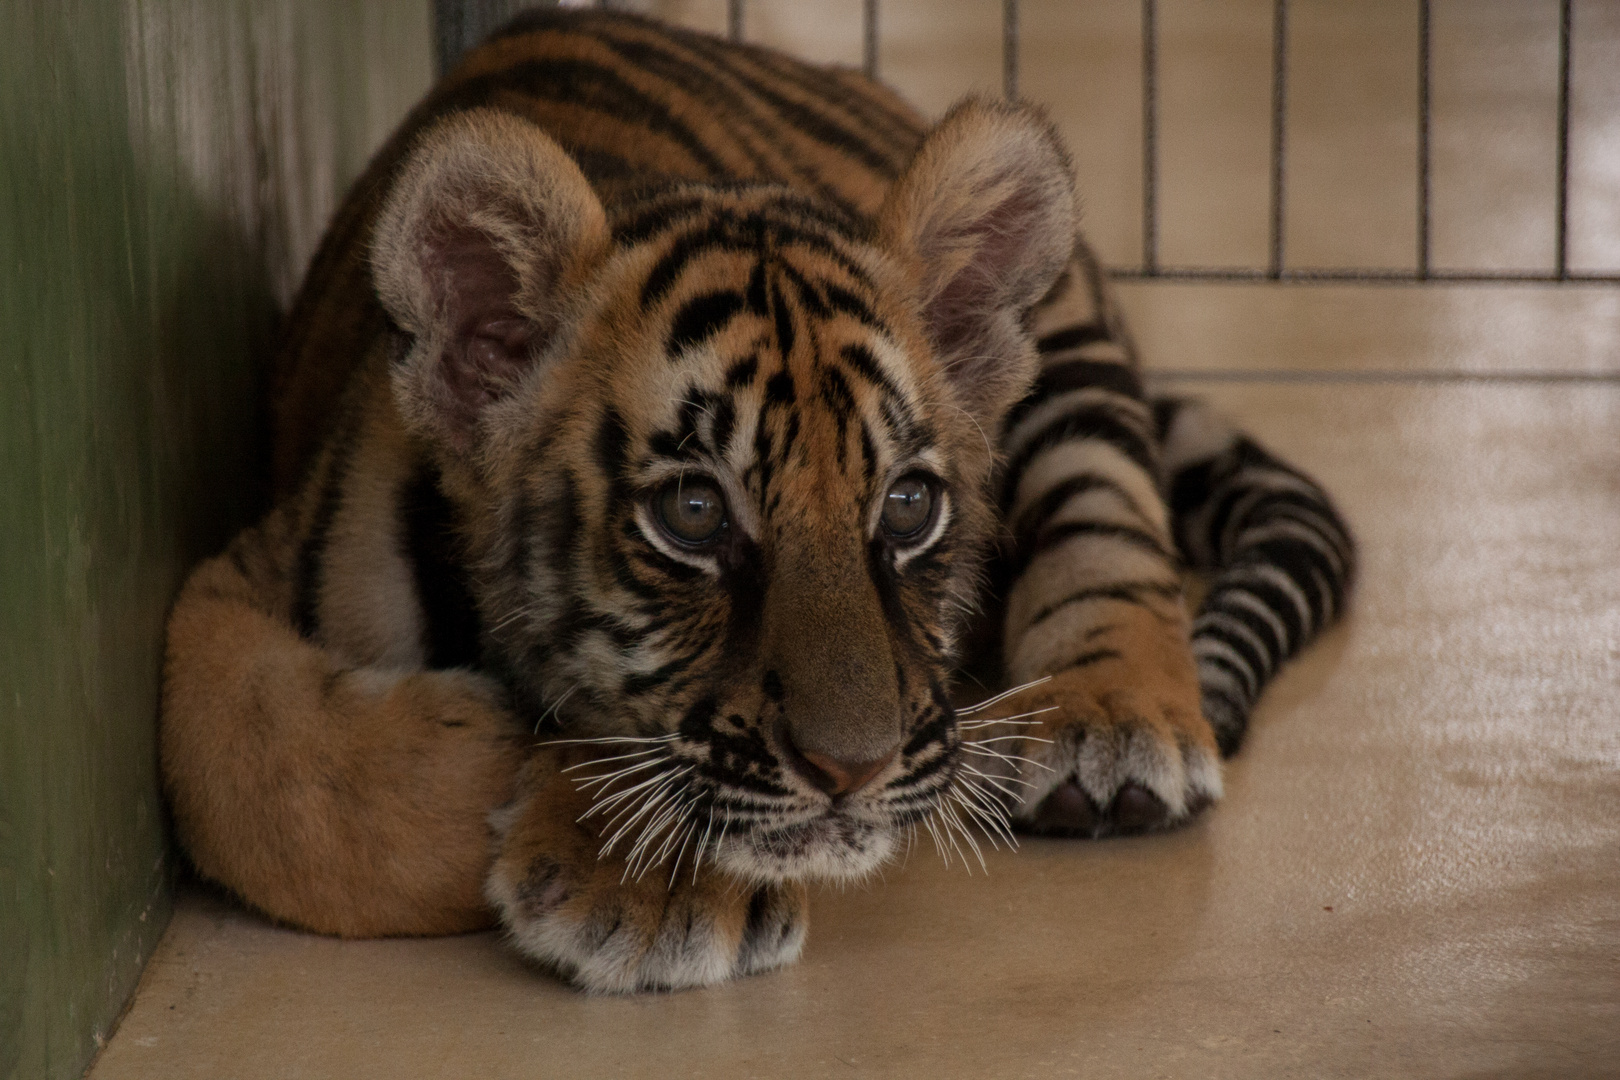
[0,4,431,1077]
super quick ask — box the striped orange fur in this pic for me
[161,10,1352,992]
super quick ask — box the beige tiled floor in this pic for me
[91,4,1620,1078]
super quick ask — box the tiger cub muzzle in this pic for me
[677,528,962,884]
[596,466,964,884]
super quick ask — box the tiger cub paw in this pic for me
[975,668,1223,839]
[485,751,808,993]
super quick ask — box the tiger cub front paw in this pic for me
[485,750,808,993]
[972,665,1223,839]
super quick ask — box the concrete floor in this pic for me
[89,3,1620,1077]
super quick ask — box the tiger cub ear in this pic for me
[879,97,1077,428]
[372,108,608,450]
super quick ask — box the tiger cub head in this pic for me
[372,101,1076,883]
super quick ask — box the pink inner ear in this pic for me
[925,184,1047,357]
[425,227,538,421]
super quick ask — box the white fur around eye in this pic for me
[887,485,952,571]
[633,503,723,576]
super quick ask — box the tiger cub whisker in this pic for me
[647,803,700,878]
[578,765,682,824]
[958,704,1060,727]
[589,770,692,850]
[597,766,690,829]
[959,762,1033,798]
[950,773,1018,842]
[665,820,702,889]
[955,718,1046,730]
[690,806,719,886]
[955,676,1054,715]
[938,799,988,872]
[625,785,693,876]
[540,732,679,748]
[561,746,669,772]
[958,744,1053,772]
[950,791,1015,852]
[572,758,667,794]
[527,684,582,734]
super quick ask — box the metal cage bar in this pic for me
[1268,0,1288,280]
[1003,0,1020,101]
[1417,0,1432,279]
[1114,0,1614,284]
[1141,0,1159,275]
[1555,0,1573,280]
[864,0,879,79]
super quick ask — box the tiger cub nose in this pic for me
[793,746,898,797]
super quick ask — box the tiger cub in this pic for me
[161,10,1351,992]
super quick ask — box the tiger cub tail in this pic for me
[1154,397,1356,756]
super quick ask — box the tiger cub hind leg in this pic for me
[985,245,1221,837]
[486,748,809,994]
[161,513,524,937]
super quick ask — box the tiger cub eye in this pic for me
[881,475,935,538]
[656,479,727,544]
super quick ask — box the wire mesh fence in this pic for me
[437,0,1620,286]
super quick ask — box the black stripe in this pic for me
[293,424,359,639]
[1036,358,1143,400]
[667,290,746,356]
[1036,324,1111,353]
[700,31,920,165]
[595,408,629,484]
[1204,575,1304,651]
[746,258,769,314]
[399,464,483,669]
[1019,521,1172,575]
[1231,497,1354,572]
[765,370,795,405]
[673,31,903,181]
[564,146,646,191]
[1027,581,1181,629]
[823,282,879,328]
[1234,541,1336,625]
[622,653,698,697]
[838,342,915,438]
[640,214,868,311]
[431,57,730,178]
[769,276,797,359]
[1010,473,1154,550]
[1194,621,1266,692]
[726,354,759,388]
[1198,595,1287,662]
[712,395,737,454]
[820,366,857,470]
[593,34,812,186]
[1198,649,1257,701]
[1005,362,1144,432]
[858,421,878,485]
[1064,648,1123,670]
[1002,405,1157,501]
[776,259,829,318]
[612,194,715,247]
[600,33,879,220]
